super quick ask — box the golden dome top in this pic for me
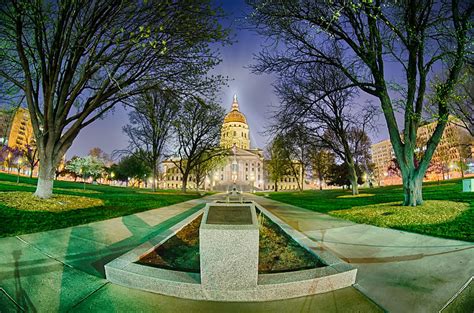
[223,94,247,124]
[224,110,247,124]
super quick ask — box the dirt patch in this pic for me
[137,212,323,273]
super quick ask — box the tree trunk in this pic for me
[347,163,359,195]
[34,159,56,198]
[29,166,33,178]
[402,172,423,206]
[181,172,189,192]
[152,167,157,192]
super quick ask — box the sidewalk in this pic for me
[245,194,474,313]
[0,194,380,313]
[3,193,469,312]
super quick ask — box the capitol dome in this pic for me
[223,95,247,124]
[220,94,250,150]
[224,110,247,124]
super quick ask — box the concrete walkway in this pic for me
[0,193,471,312]
[245,194,474,313]
[0,194,379,313]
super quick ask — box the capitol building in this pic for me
[161,95,302,191]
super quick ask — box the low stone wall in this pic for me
[105,201,357,302]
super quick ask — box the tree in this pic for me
[191,150,227,191]
[266,135,291,192]
[248,0,473,205]
[451,65,474,136]
[387,156,439,180]
[19,126,39,178]
[88,147,111,165]
[0,146,22,173]
[115,154,151,187]
[123,89,179,191]
[327,162,366,189]
[58,155,79,181]
[311,149,336,190]
[22,143,39,178]
[0,0,229,198]
[66,156,105,189]
[279,126,311,191]
[173,97,225,192]
[264,62,375,195]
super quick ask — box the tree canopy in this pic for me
[248,0,473,205]
[0,0,229,198]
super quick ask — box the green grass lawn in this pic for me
[0,172,205,237]
[258,179,474,242]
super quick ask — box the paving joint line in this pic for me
[67,282,110,312]
[16,235,73,269]
[353,283,387,312]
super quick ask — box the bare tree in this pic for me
[249,0,473,205]
[22,132,38,178]
[268,64,376,195]
[451,65,474,136]
[123,89,179,191]
[173,97,225,192]
[279,125,311,191]
[0,0,229,198]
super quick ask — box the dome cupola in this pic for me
[223,95,247,124]
[220,94,250,149]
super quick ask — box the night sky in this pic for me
[67,0,390,159]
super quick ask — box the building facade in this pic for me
[371,118,474,185]
[0,107,34,148]
[161,95,303,191]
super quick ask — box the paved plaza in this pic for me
[0,193,472,312]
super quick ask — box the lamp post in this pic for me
[250,173,255,193]
[79,168,86,190]
[7,152,12,173]
[110,172,115,186]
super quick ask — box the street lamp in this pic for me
[250,173,255,193]
[6,152,12,173]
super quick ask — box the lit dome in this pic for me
[223,94,247,124]
[224,110,247,124]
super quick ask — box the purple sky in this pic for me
[67,1,390,159]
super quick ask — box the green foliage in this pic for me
[0,0,230,197]
[327,162,366,187]
[66,155,105,180]
[115,154,151,182]
[266,135,292,190]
